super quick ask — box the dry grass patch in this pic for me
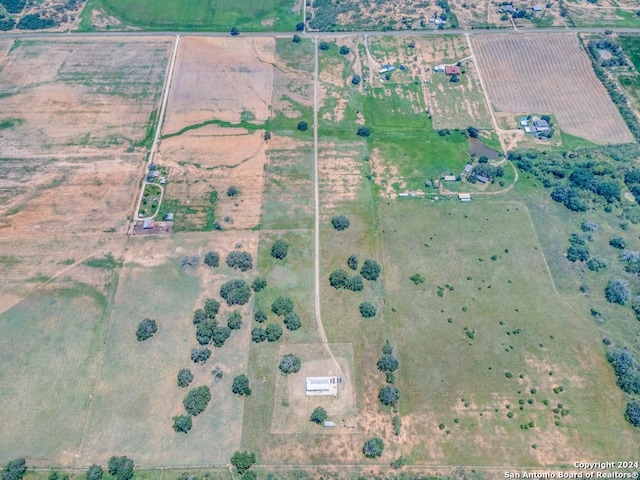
[472,34,633,144]
[0,38,171,156]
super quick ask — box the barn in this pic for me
[306,376,338,397]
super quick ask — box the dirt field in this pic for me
[271,343,357,435]
[0,38,171,157]
[472,33,633,144]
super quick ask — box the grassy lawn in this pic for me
[80,0,300,31]
[380,198,637,464]
[0,280,113,464]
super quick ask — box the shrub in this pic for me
[382,340,393,355]
[177,368,194,388]
[226,251,253,271]
[310,406,328,424]
[347,254,358,270]
[567,245,589,262]
[284,312,302,331]
[292,34,301,43]
[379,385,400,406]
[230,26,239,36]
[191,347,211,364]
[227,311,242,330]
[607,349,640,394]
[356,126,371,137]
[86,466,102,480]
[17,14,55,30]
[362,437,384,458]
[297,121,308,132]
[348,275,364,291]
[203,251,219,267]
[107,457,134,480]
[329,269,349,288]
[610,237,626,249]
[183,386,212,416]
[605,278,630,305]
[2,459,26,480]
[377,354,399,372]
[410,273,424,284]
[173,414,192,433]
[279,353,302,374]
[587,257,607,271]
[204,298,220,318]
[625,401,640,427]
[232,374,252,396]
[242,473,256,480]
[392,415,402,435]
[254,310,267,323]
[296,21,304,30]
[136,318,158,341]
[196,319,217,345]
[251,277,267,292]
[359,302,377,318]
[251,327,267,343]
[272,296,294,316]
[220,279,252,306]
[581,219,598,232]
[230,452,255,474]
[265,323,283,342]
[271,239,289,259]
[227,185,239,196]
[361,259,381,281]
[331,215,350,231]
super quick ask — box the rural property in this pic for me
[1,2,640,480]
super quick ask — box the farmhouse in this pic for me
[306,376,338,397]
[458,193,471,202]
[533,119,550,131]
[379,64,396,74]
[445,65,461,76]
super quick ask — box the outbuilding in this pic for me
[458,193,471,202]
[306,376,338,397]
[323,421,335,428]
[445,65,461,76]
[443,175,457,182]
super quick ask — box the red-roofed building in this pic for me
[445,65,461,75]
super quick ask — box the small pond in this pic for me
[468,137,501,160]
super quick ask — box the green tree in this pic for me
[379,385,400,406]
[284,312,302,331]
[192,309,207,325]
[136,318,158,341]
[297,121,308,132]
[230,26,239,36]
[356,126,371,137]
[347,254,358,270]
[227,311,242,330]
[232,374,252,396]
[271,239,289,259]
[107,457,134,480]
[610,237,626,249]
[86,465,102,480]
[410,273,424,284]
[329,269,349,288]
[2,459,26,480]
[625,401,640,427]
[359,302,377,318]
[605,278,631,305]
[296,21,304,31]
[361,259,381,281]
[204,298,220,318]
[196,319,217,345]
[251,327,267,343]
[177,368,194,388]
[292,34,301,43]
[331,215,350,231]
[230,452,256,474]
[172,414,192,433]
[220,279,252,306]
[467,126,479,138]
[226,251,253,271]
[242,473,256,480]
[252,277,267,292]
[227,185,239,197]
[272,296,294,316]
[351,75,361,85]
[567,245,589,262]
[339,45,350,55]
[310,406,328,424]
[203,251,219,267]
[377,354,399,372]
[211,326,232,347]
[191,347,211,364]
[362,437,384,458]
[254,310,267,323]
[319,41,330,50]
[279,353,302,374]
[383,340,393,355]
[265,323,283,342]
[183,386,212,416]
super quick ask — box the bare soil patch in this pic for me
[319,142,365,211]
[472,34,633,144]
[163,37,275,134]
[0,38,171,157]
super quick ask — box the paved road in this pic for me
[2,26,640,40]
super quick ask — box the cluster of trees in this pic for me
[588,38,628,68]
[220,279,252,306]
[0,16,15,30]
[583,37,640,141]
[607,349,640,427]
[470,164,504,183]
[193,297,234,349]
[307,0,351,31]
[2,459,26,480]
[17,14,56,30]
[330,259,380,291]
[226,251,253,271]
[435,0,459,27]
[0,0,25,13]
[230,451,255,475]
[232,374,252,396]
[135,318,158,341]
[624,169,640,204]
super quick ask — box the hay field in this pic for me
[380,199,637,465]
[79,232,259,466]
[0,38,171,157]
[471,34,633,144]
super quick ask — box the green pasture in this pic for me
[79,255,247,466]
[80,0,300,31]
[380,198,637,464]
[0,280,112,464]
